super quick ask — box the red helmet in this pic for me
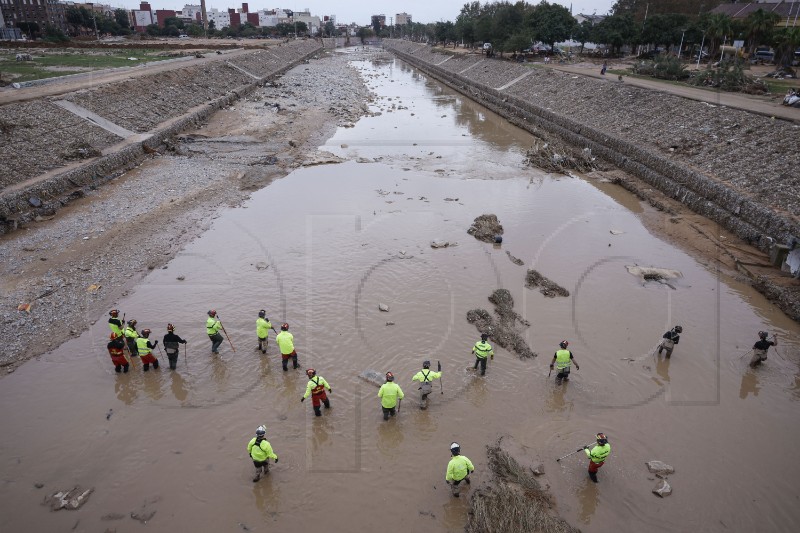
[109,309,119,317]
[167,323,175,332]
[281,323,289,331]
[386,372,394,382]
[110,333,118,340]
[306,368,316,378]
[142,328,151,337]
[208,310,217,317]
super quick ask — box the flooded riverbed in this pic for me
[1,50,799,533]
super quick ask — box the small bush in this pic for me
[632,55,689,81]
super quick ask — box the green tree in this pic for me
[186,23,204,37]
[744,9,781,54]
[529,1,576,49]
[357,26,374,44]
[455,1,481,46]
[774,26,800,66]
[324,21,336,37]
[574,19,596,54]
[595,13,638,55]
[114,9,130,30]
[640,13,689,50]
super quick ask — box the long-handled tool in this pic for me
[438,360,443,394]
[397,398,402,414]
[556,443,595,462]
[156,343,165,362]
[216,313,236,353]
[183,342,188,368]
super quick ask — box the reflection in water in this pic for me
[411,406,437,441]
[114,373,138,405]
[252,474,281,520]
[577,479,599,524]
[311,416,333,453]
[211,355,228,391]
[441,493,469,528]
[739,370,761,400]
[655,354,671,383]
[545,382,574,414]
[170,371,189,403]
[376,417,404,458]
[465,375,488,408]
[142,370,165,401]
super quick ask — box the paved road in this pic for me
[547,63,800,123]
[0,47,256,106]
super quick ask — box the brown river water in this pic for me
[1,50,799,533]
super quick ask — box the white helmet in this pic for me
[256,425,266,437]
[450,442,460,454]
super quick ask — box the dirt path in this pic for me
[546,62,800,123]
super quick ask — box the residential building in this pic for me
[207,7,229,29]
[395,12,411,25]
[371,14,385,28]
[155,9,176,28]
[711,1,800,26]
[0,0,67,33]
[131,2,153,32]
[574,13,605,25]
[293,8,319,34]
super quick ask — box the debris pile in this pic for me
[467,289,536,358]
[466,439,578,533]
[467,214,503,243]
[523,131,598,174]
[525,269,569,297]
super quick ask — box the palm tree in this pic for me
[706,13,732,59]
[773,26,800,66]
[745,8,781,55]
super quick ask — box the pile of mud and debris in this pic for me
[525,269,569,298]
[466,436,578,533]
[467,289,537,358]
[467,214,503,243]
[523,130,599,175]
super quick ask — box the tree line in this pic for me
[390,0,799,64]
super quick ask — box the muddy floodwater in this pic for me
[1,50,799,533]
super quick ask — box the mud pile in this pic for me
[467,214,503,242]
[466,439,578,533]
[466,289,536,358]
[525,269,570,298]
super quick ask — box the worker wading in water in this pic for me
[124,319,139,356]
[750,330,778,368]
[658,326,682,358]
[256,310,277,354]
[411,360,442,409]
[136,329,159,371]
[247,425,278,482]
[584,433,611,483]
[445,442,474,497]
[107,333,129,373]
[378,372,404,420]
[472,333,494,376]
[550,340,579,385]
[276,323,299,371]
[301,368,332,416]
[108,309,124,337]
[163,324,187,370]
[206,310,224,354]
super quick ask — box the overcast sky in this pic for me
[112,1,616,24]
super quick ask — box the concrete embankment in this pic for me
[383,41,799,253]
[0,39,322,233]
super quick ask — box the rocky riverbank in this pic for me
[0,50,372,371]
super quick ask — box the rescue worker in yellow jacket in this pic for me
[301,368,332,416]
[550,340,579,385]
[108,309,124,337]
[206,310,223,354]
[124,319,139,356]
[247,425,278,482]
[584,433,611,483]
[378,372,404,420]
[256,310,277,354]
[276,323,299,371]
[472,333,494,375]
[412,360,442,409]
[445,442,474,497]
[135,329,159,371]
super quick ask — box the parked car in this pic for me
[178,34,189,39]
[753,47,774,63]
